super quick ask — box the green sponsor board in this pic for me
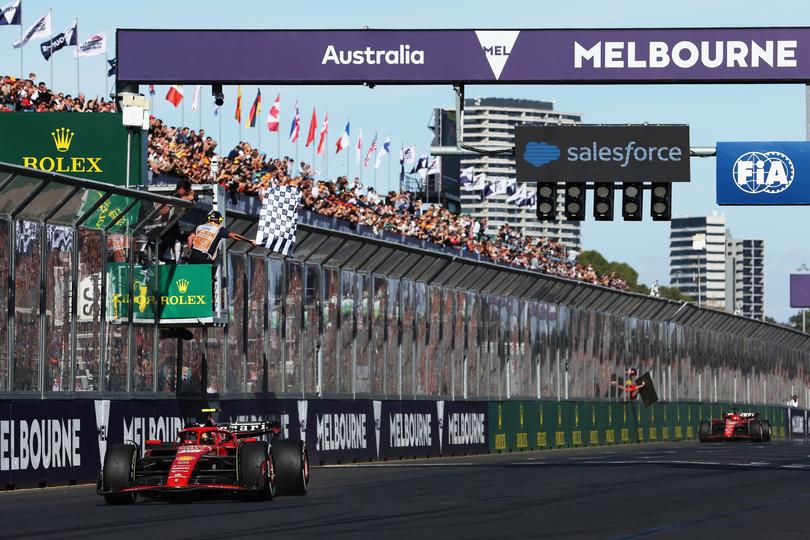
[107,263,213,322]
[0,112,141,185]
[0,112,144,230]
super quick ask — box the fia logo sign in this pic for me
[733,151,794,194]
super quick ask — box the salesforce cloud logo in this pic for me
[523,142,560,167]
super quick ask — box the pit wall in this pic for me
[0,398,789,490]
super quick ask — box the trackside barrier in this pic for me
[487,400,788,453]
[0,398,789,489]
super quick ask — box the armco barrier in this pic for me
[0,398,793,489]
[487,400,790,454]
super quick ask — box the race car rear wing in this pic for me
[222,421,282,438]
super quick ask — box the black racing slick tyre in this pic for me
[273,439,309,496]
[749,420,763,442]
[698,420,712,443]
[761,420,772,442]
[238,441,275,500]
[102,444,138,505]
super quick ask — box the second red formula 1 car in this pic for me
[97,421,309,504]
[698,410,771,443]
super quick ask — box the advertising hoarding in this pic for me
[515,125,690,182]
[790,274,810,308]
[717,141,810,205]
[119,28,810,84]
[106,263,214,323]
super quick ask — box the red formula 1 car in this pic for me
[97,421,309,504]
[698,410,772,443]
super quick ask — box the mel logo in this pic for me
[733,151,794,194]
[475,30,520,80]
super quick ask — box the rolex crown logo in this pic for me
[51,127,75,153]
[176,279,190,293]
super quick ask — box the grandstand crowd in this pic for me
[3,75,627,291]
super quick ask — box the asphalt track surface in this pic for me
[4,440,810,539]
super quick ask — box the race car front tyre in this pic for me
[102,443,138,505]
[698,420,712,442]
[749,420,763,442]
[761,420,772,442]
[273,439,309,496]
[238,441,275,500]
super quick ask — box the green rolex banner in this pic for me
[0,112,145,229]
[107,263,213,323]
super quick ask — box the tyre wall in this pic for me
[0,398,790,489]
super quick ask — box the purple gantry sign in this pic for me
[117,28,810,84]
[790,274,810,308]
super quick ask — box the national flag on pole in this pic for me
[255,184,301,257]
[375,136,390,168]
[190,85,201,112]
[265,93,280,132]
[335,121,350,153]
[74,31,106,57]
[289,101,300,143]
[107,58,117,77]
[0,1,21,26]
[399,145,415,165]
[13,10,50,48]
[316,113,328,155]
[355,129,363,164]
[165,85,184,107]
[305,108,317,147]
[234,85,242,123]
[149,84,155,96]
[364,134,377,168]
[247,89,261,128]
[40,21,77,60]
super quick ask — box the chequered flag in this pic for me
[255,184,301,256]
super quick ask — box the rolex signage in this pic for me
[106,263,213,323]
[0,112,141,186]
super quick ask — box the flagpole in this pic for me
[48,8,53,89]
[276,131,279,161]
[103,28,109,98]
[388,150,391,196]
[75,19,80,96]
[180,87,185,128]
[198,88,202,131]
[19,18,23,79]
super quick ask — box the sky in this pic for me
[2,0,810,322]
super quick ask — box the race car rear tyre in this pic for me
[102,443,138,505]
[238,441,275,500]
[761,420,772,442]
[698,420,712,443]
[274,439,309,496]
[749,420,763,442]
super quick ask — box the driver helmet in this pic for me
[207,210,223,224]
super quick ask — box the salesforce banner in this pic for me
[118,28,810,84]
[515,124,690,182]
[716,141,810,205]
